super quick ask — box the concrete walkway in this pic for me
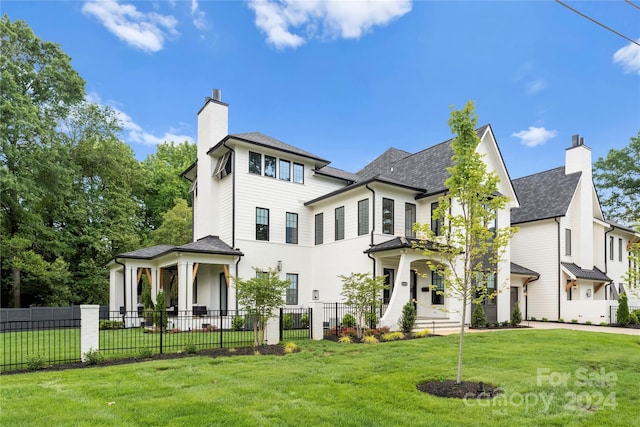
[433,321,639,336]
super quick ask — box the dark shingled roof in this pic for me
[304,175,425,206]
[511,167,581,224]
[208,132,330,167]
[314,165,360,183]
[364,237,438,253]
[356,125,490,196]
[116,236,242,260]
[561,262,611,282]
[511,262,539,278]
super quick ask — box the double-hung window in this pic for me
[293,163,304,183]
[358,199,369,236]
[279,160,291,181]
[256,208,269,241]
[249,152,262,175]
[286,212,298,244]
[286,273,298,305]
[431,272,444,305]
[565,229,572,255]
[335,206,345,240]
[315,213,323,245]
[405,203,416,238]
[264,155,276,178]
[431,202,441,236]
[382,198,394,235]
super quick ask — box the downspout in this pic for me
[524,275,539,320]
[114,258,126,313]
[555,218,561,320]
[604,226,614,275]
[222,141,241,310]
[366,184,376,275]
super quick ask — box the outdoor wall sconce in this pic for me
[586,289,592,298]
[277,260,282,271]
[312,290,319,300]
[401,281,408,287]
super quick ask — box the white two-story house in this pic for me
[109,90,520,328]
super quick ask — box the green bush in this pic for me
[99,320,124,330]
[153,291,168,329]
[300,313,310,328]
[570,319,578,324]
[398,301,417,333]
[365,311,378,328]
[510,301,522,326]
[617,293,630,326]
[381,332,404,341]
[471,303,488,328]
[629,312,639,325]
[600,322,608,326]
[362,335,379,344]
[282,314,294,330]
[414,329,431,338]
[585,321,592,325]
[501,321,510,327]
[184,341,197,354]
[342,313,356,328]
[541,317,548,322]
[137,346,153,359]
[558,318,564,323]
[231,315,245,331]
[26,354,45,371]
[84,348,103,365]
[530,317,537,321]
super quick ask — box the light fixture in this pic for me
[312,290,319,300]
[586,289,592,298]
[277,260,282,271]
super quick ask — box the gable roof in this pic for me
[561,262,611,282]
[314,165,360,183]
[116,236,242,261]
[511,167,581,224]
[510,262,540,278]
[363,236,438,253]
[208,132,330,167]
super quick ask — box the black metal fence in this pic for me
[608,305,640,324]
[323,302,387,336]
[0,318,81,371]
[279,307,312,341]
[99,309,264,357]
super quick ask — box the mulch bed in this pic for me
[323,333,438,343]
[2,345,286,376]
[416,380,502,399]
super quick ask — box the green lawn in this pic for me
[1,330,639,426]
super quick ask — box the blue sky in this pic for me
[4,1,639,179]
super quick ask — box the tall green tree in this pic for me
[150,198,192,246]
[415,101,516,383]
[141,141,196,233]
[593,131,640,226]
[1,15,84,307]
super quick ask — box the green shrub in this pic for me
[630,312,639,325]
[541,318,548,322]
[632,309,640,320]
[84,348,103,365]
[231,315,245,331]
[558,318,564,323]
[137,346,153,359]
[99,320,124,330]
[381,331,404,341]
[184,341,197,354]
[501,321,510,327]
[300,313,310,328]
[153,291,168,329]
[365,311,378,328]
[414,329,431,338]
[571,319,578,324]
[530,317,537,321]
[283,342,298,353]
[617,293,630,326]
[585,321,592,325]
[600,322,608,326]
[282,314,294,330]
[26,354,45,371]
[362,335,379,344]
[398,301,417,333]
[471,303,488,328]
[510,301,522,326]
[342,313,356,328]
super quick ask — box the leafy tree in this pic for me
[150,198,192,246]
[398,301,417,333]
[234,268,290,346]
[1,16,84,307]
[339,272,388,338]
[153,290,168,329]
[593,132,639,225]
[415,101,516,383]
[616,292,630,326]
[141,141,196,232]
[625,242,640,301]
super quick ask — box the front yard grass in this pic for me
[1,330,639,426]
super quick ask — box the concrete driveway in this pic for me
[434,321,639,336]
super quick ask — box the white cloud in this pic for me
[82,0,178,53]
[512,127,558,148]
[525,78,547,94]
[87,91,194,146]
[613,40,640,75]
[191,0,207,31]
[248,0,412,49]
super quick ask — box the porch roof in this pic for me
[364,237,438,254]
[510,262,539,278]
[560,262,611,282]
[116,235,243,260]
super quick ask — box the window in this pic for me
[431,271,444,305]
[358,199,369,236]
[382,198,394,235]
[335,206,345,240]
[565,229,572,256]
[485,273,496,305]
[264,155,276,178]
[279,159,291,181]
[431,202,441,236]
[383,268,394,304]
[214,151,232,179]
[619,238,623,262]
[486,207,496,236]
[286,212,298,244]
[293,163,304,183]
[315,213,323,245]
[256,208,269,241]
[405,203,416,238]
[249,152,262,175]
[286,274,298,305]
[609,236,614,260]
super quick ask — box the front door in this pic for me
[510,286,519,314]
[481,273,497,323]
[410,270,417,310]
[219,272,228,316]
[383,268,394,304]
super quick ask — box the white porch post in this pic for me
[109,267,118,312]
[186,261,194,310]
[178,261,188,312]
[226,262,236,310]
[125,266,135,313]
[151,267,159,303]
[380,252,414,329]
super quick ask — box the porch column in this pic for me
[178,261,188,312]
[185,261,194,310]
[380,252,413,329]
[125,266,135,313]
[109,266,118,312]
[151,267,159,304]
[225,262,235,310]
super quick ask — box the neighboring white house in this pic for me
[510,135,640,324]
[109,90,519,328]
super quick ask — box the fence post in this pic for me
[309,301,324,340]
[80,305,100,362]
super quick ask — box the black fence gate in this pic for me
[279,307,312,341]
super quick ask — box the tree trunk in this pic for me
[12,267,21,308]
[456,292,468,384]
